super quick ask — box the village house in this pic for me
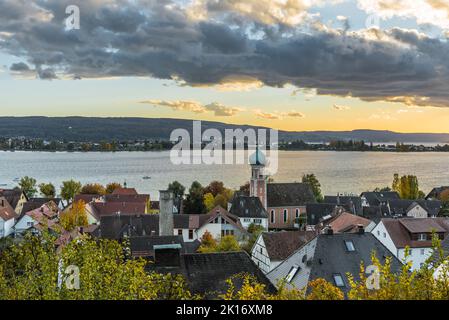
[146,248,276,299]
[98,192,249,243]
[323,195,363,216]
[426,186,449,200]
[0,188,28,215]
[14,200,61,236]
[380,199,442,218]
[372,218,449,270]
[0,196,19,237]
[305,203,344,229]
[228,195,269,230]
[361,191,401,207]
[267,228,403,297]
[251,230,316,274]
[248,148,316,230]
[320,212,376,233]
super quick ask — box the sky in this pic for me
[2,0,449,133]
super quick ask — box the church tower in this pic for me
[249,146,268,209]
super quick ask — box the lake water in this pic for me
[1,151,448,199]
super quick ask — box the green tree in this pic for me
[39,183,56,198]
[60,180,82,204]
[203,193,215,212]
[168,181,185,212]
[18,176,37,198]
[302,173,323,202]
[183,181,206,214]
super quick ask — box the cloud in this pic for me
[253,109,305,120]
[357,0,449,30]
[10,62,30,71]
[333,104,350,110]
[2,1,449,107]
[140,99,243,116]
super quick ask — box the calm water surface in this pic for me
[1,151,448,199]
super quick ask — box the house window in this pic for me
[27,221,34,227]
[383,232,386,238]
[409,249,413,256]
[344,240,355,252]
[377,230,380,236]
[333,274,345,287]
[260,247,263,254]
[254,218,262,224]
[418,233,427,241]
[244,218,251,223]
[177,229,182,236]
[188,229,194,240]
[270,210,275,224]
[295,208,300,219]
[283,209,288,223]
[421,249,425,255]
[221,230,225,237]
[286,266,299,283]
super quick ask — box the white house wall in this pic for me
[371,221,398,257]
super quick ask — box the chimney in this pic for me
[159,190,174,236]
[1,199,3,207]
[357,224,365,234]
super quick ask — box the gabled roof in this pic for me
[261,231,316,261]
[362,206,392,224]
[426,186,449,200]
[326,212,373,233]
[147,251,276,298]
[382,199,442,217]
[360,191,400,206]
[306,203,339,225]
[323,196,363,216]
[112,187,138,195]
[0,189,26,209]
[381,218,449,248]
[99,214,159,239]
[92,202,146,217]
[22,198,62,214]
[0,196,18,221]
[268,233,403,296]
[104,194,149,203]
[229,195,268,218]
[267,183,316,207]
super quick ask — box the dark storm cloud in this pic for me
[10,62,30,71]
[1,0,449,107]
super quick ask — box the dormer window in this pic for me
[418,233,427,241]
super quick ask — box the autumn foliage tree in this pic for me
[80,183,106,195]
[0,232,194,300]
[60,200,89,231]
[392,173,425,200]
[105,182,122,194]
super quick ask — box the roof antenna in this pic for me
[124,181,127,188]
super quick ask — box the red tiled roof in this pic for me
[327,212,372,233]
[112,188,138,195]
[74,194,101,204]
[0,196,18,221]
[92,202,145,216]
[382,218,449,248]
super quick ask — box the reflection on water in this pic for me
[1,151,448,199]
